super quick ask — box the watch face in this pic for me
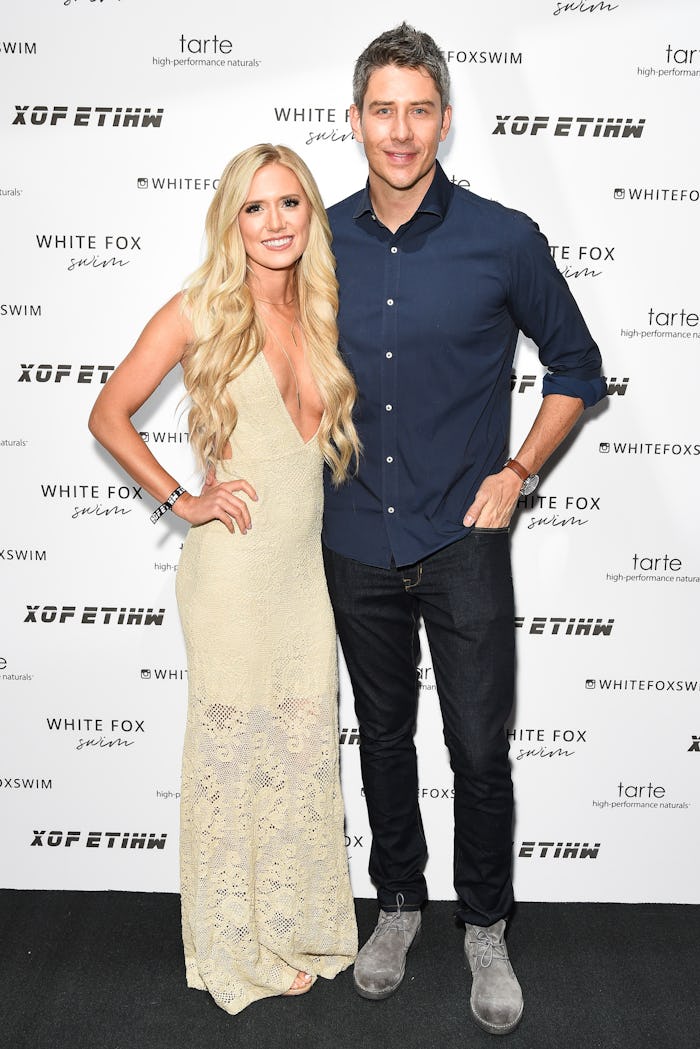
[521,474,540,496]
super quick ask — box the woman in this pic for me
[89,144,359,1013]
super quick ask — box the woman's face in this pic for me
[237,163,312,279]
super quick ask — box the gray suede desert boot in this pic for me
[353,897,421,1000]
[464,919,523,1035]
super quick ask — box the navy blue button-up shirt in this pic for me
[323,162,606,569]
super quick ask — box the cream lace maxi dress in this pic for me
[175,351,357,1014]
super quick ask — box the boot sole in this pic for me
[470,1001,524,1036]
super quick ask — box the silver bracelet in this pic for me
[150,485,186,524]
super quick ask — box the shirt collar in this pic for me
[352,160,453,222]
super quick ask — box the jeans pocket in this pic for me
[471,526,510,535]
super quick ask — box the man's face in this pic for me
[350,64,451,197]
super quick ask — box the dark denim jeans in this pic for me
[323,530,515,926]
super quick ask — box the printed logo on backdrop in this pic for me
[418,786,454,802]
[599,440,699,457]
[1,40,37,55]
[508,726,588,760]
[12,106,163,128]
[511,373,540,396]
[339,727,360,745]
[40,481,142,519]
[493,115,644,139]
[605,377,629,397]
[515,616,614,636]
[345,832,365,860]
[585,676,699,694]
[139,430,189,445]
[445,48,523,66]
[638,45,700,80]
[620,307,700,344]
[605,553,699,586]
[593,781,691,811]
[549,244,615,280]
[552,1,619,15]
[141,666,187,681]
[511,374,629,398]
[153,34,261,70]
[153,559,178,574]
[2,303,41,318]
[614,186,699,204]
[0,656,33,683]
[416,666,438,692]
[46,714,146,751]
[1,547,46,563]
[0,186,22,197]
[137,176,220,192]
[153,535,185,571]
[0,436,29,448]
[35,233,142,273]
[25,605,165,625]
[20,364,114,384]
[518,840,600,858]
[273,105,353,148]
[2,776,52,791]
[688,736,700,753]
[30,830,167,850]
[449,174,471,189]
[516,491,603,531]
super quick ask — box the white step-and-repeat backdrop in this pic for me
[2,0,698,903]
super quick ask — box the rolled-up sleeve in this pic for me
[506,216,607,408]
[542,371,607,407]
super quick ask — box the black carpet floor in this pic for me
[0,891,697,1049]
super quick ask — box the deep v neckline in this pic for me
[256,351,321,447]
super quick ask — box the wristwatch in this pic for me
[504,458,539,496]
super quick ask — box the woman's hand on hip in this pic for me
[173,478,258,534]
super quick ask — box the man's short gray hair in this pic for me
[352,23,451,114]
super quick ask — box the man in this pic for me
[322,23,606,1036]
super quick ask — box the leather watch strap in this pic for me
[504,458,529,483]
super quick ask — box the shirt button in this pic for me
[387,507,395,514]
[386,298,394,306]
[386,456,393,463]
[386,351,393,359]
[390,247,398,254]
[385,404,392,411]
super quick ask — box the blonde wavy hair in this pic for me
[181,143,359,485]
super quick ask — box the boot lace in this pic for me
[375,893,412,945]
[474,928,509,969]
